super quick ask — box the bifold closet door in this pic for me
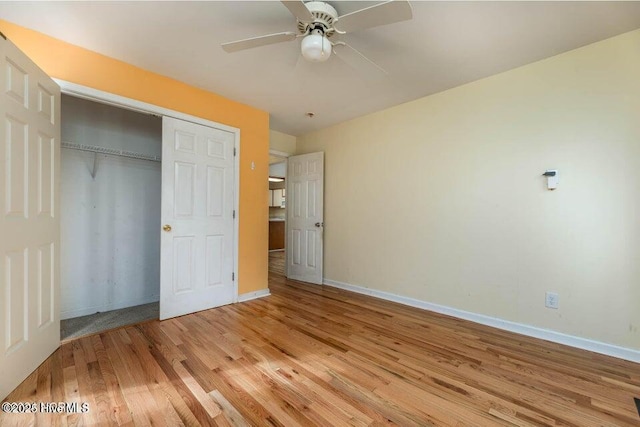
[160,116,235,320]
[0,36,61,400]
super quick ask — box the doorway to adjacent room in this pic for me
[268,151,288,274]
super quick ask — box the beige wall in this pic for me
[297,29,640,350]
[270,129,297,154]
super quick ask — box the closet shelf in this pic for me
[61,141,161,162]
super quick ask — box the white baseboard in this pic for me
[237,288,271,303]
[323,278,640,364]
[61,295,160,320]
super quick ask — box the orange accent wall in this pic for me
[1,20,269,295]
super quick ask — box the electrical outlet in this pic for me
[545,292,559,309]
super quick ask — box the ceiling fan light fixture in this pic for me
[301,33,332,62]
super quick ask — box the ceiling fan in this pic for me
[221,0,413,76]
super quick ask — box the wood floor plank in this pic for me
[102,331,165,426]
[126,326,190,427]
[48,350,67,427]
[34,358,52,427]
[86,351,116,424]
[91,334,134,426]
[268,251,285,276]
[251,343,387,426]
[208,389,250,427]
[148,344,216,427]
[62,363,80,427]
[3,269,640,426]
[70,340,101,426]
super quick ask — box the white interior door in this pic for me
[160,116,236,320]
[286,152,324,284]
[0,36,61,400]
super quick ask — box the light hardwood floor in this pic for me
[268,250,285,276]
[2,272,640,426]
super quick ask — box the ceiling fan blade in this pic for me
[334,0,413,33]
[333,42,387,80]
[281,0,313,22]
[222,32,297,53]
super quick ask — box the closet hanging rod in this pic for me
[61,141,161,162]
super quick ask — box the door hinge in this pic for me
[232,210,236,219]
[232,272,235,281]
[233,147,236,157]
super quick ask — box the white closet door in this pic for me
[160,116,236,320]
[0,36,61,400]
[287,152,324,284]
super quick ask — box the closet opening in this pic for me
[60,94,162,340]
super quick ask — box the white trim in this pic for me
[56,79,241,302]
[323,278,640,363]
[237,289,271,303]
[55,79,239,133]
[233,131,240,302]
[61,296,159,320]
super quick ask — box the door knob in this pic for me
[163,224,172,232]
[315,222,323,227]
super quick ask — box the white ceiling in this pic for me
[2,1,640,136]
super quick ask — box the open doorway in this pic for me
[268,152,288,275]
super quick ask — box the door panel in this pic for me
[5,116,28,217]
[37,243,54,327]
[205,235,224,286]
[175,161,196,216]
[160,117,235,320]
[286,152,324,284]
[0,36,61,400]
[37,134,55,217]
[5,249,28,352]
[173,236,195,293]
[207,167,224,216]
